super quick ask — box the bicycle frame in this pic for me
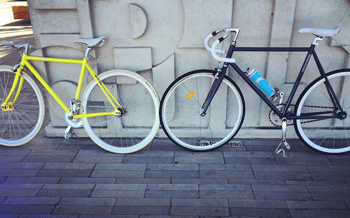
[204,42,344,121]
[1,54,121,119]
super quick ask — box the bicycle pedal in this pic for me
[65,125,72,134]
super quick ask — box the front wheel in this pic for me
[160,70,245,151]
[0,66,45,146]
[294,70,350,154]
[82,70,160,153]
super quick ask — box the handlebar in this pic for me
[1,41,34,54]
[1,41,14,48]
[204,28,240,64]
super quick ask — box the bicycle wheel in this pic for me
[160,69,245,151]
[294,69,350,153]
[0,66,45,146]
[82,70,160,153]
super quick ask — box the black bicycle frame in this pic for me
[202,43,344,120]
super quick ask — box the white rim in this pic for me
[0,68,44,146]
[82,70,159,153]
[296,72,350,153]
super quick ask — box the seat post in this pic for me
[312,37,323,46]
[84,47,92,60]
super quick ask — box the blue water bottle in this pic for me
[246,68,275,97]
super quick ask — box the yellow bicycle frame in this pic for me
[1,54,121,119]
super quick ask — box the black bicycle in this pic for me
[160,27,350,155]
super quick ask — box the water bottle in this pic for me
[246,68,275,97]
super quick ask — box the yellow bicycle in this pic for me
[0,37,160,153]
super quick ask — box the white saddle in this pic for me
[298,27,341,37]
[74,36,108,48]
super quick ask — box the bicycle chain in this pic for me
[268,104,334,128]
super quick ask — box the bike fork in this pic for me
[201,66,227,116]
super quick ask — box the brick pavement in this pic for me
[0,7,350,218]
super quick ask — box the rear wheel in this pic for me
[294,70,350,153]
[82,70,160,153]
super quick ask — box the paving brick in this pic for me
[43,163,96,170]
[19,215,78,218]
[90,190,145,198]
[112,206,170,215]
[75,150,125,157]
[286,200,348,209]
[91,184,146,198]
[0,169,39,177]
[199,184,252,191]
[172,198,228,207]
[4,177,60,184]
[115,198,170,207]
[229,207,291,217]
[0,155,26,162]
[199,164,251,171]
[253,164,308,172]
[327,156,350,165]
[147,184,198,191]
[285,180,346,186]
[0,214,19,218]
[90,170,145,178]
[36,169,93,177]
[0,150,31,156]
[310,193,350,201]
[146,190,198,199]
[36,189,92,197]
[73,150,124,163]
[80,215,137,218]
[53,206,113,215]
[172,178,227,184]
[254,192,312,200]
[228,179,286,185]
[0,189,39,197]
[199,170,254,179]
[199,190,254,199]
[290,209,350,218]
[224,157,277,165]
[171,206,229,216]
[73,156,124,163]
[3,197,60,205]
[127,151,175,157]
[59,197,116,206]
[123,157,173,164]
[23,155,75,163]
[228,199,287,208]
[147,164,198,171]
[306,185,350,194]
[252,184,308,192]
[254,171,312,181]
[145,170,198,179]
[174,151,224,164]
[28,150,78,156]
[116,178,171,184]
[275,153,331,165]
[42,184,95,190]
[59,177,116,184]
[95,163,146,170]
[0,155,28,162]
[0,205,54,214]
[224,151,274,158]
[0,162,44,169]
[95,184,147,191]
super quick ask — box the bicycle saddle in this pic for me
[298,27,341,37]
[74,36,108,48]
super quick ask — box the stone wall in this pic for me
[27,0,350,138]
